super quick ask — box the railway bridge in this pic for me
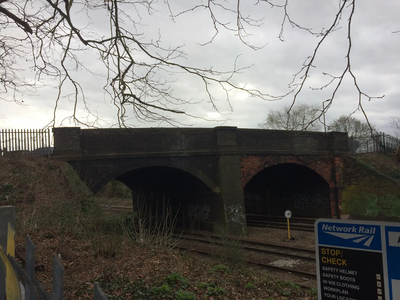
[52,127,348,235]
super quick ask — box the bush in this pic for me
[380,194,400,218]
[342,193,379,217]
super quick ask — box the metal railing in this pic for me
[0,129,53,157]
[0,206,108,300]
[349,132,400,154]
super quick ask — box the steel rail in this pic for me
[175,244,317,280]
[178,233,315,261]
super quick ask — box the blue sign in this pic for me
[316,219,400,300]
[385,226,400,300]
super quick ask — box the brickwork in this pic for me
[241,155,343,187]
[240,155,344,218]
[52,127,348,233]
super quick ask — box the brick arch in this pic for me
[92,159,219,195]
[241,155,334,188]
[242,159,333,217]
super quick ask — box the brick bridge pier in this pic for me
[52,127,348,235]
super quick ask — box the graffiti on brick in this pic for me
[293,193,323,209]
[187,204,210,221]
[226,205,246,224]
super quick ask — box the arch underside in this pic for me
[116,166,213,197]
[244,163,331,218]
[90,159,219,195]
[93,163,223,230]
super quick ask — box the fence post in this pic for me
[382,132,386,152]
[52,255,64,300]
[47,129,52,159]
[94,282,109,300]
[26,235,35,283]
[0,129,2,156]
[0,206,15,254]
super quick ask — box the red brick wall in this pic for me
[240,155,344,218]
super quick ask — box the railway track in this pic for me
[100,206,317,234]
[101,206,317,232]
[100,206,317,280]
[246,214,316,232]
[176,232,316,280]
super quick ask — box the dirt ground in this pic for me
[16,226,317,299]
[246,227,315,250]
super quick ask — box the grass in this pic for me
[342,154,400,220]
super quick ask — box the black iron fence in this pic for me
[0,129,53,157]
[349,132,400,154]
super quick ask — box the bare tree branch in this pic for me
[0,2,32,33]
[0,0,392,128]
[271,0,384,131]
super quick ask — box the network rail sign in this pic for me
[315,219,400,300]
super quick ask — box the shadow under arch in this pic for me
[92,160,219,195]
[244,163,331,218]
[101,162,223,230]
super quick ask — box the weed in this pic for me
[206,285,226,297]
[274,281,301,297]
[245,282,256,289]
[280,289,292,296]
[2,183,14,192]
[151,283,171,296]
[90,232,122,258]
[197,282,226,298]
[284,281,299,289]
[165,272,189,288]
[102,279,152,300]
[175,290,195,300]
[123,193,180,249]
[197,282,208,289]
[210,264,229,274]
[310,287,318,296]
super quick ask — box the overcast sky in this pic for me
[1,0,399,135]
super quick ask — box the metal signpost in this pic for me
[315,219,400,300]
